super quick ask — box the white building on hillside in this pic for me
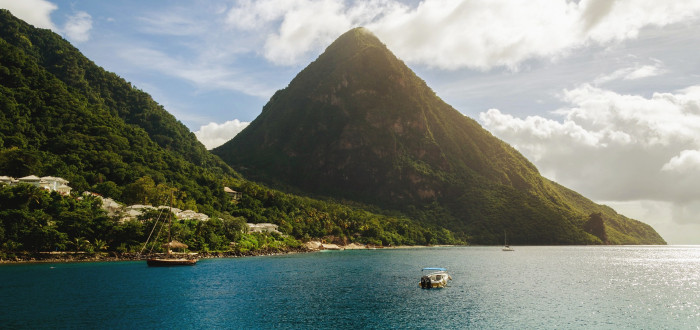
[224,186,242,201]
[18,175,41,185]
[82,192,123,217]
[119,204,210,222]
[247,223,281,234]
[177,209,209,221]
[40,176,72,195]
[4,175,73,195]
[0,176,16,185]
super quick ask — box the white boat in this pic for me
[502,231,514,251]
[419,267,452,289]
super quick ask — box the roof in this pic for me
[41,176,68,183]
[163,240,188,249]
[127,204,155,210]
[18,175,41,181]
[422,267,447,271]
[125,210,141,216]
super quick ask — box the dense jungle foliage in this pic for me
[0,9,236,215]
[0,183,251,257]
[0,10,459,256]
[0,182,459,258]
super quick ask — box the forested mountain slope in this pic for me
[0,9,236,213]
[0,11,458,252]
[214,28,665,245]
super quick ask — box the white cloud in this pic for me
[225,0,400,65]
[117,47,274,98]
[581,0,700,43]
[262,1,352,65]
[625,64,663,80]
[662,150,700,173]
[481,82,700,243]
[120,0,700,107]
[219,0,700,70]
[63,11,92,43]
[371,0,580,70]
[593,61,665,85]
[194,119,250,149]
[559,84,700,147]
[375,0,700,70]
[0,1,93,43]
[480,83,700,213]
[137,8,208,36]
[0,0,57,30]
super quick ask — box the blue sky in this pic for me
[3,0,700,244]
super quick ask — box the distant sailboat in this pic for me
[502,231,514,251]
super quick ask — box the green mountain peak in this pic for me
[214,28,665,245]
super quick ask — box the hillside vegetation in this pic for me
[0,10,459,256]
[215,28,665,245]
[0,9,236,214]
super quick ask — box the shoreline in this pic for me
[0,243,458,265]
[0,247,312,265]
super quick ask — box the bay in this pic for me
[1,246,699,329]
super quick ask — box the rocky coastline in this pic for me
[0,242,449,264]
[0,247,312,264]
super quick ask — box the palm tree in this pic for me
[92,239,109,252]
[71,237,89,252]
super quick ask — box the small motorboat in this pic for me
[419,267,452,289]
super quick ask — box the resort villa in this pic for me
[1,177,231,224]
[224,187,242,201]
[247,223,281,235]
[100,200,211,223]
[0,175,72,195]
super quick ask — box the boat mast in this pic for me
[167,190,173,254]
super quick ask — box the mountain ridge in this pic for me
[214,27,665,245]
[0,11,462,252]
[0,9,237,212]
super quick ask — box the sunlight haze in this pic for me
[3,0,699,244]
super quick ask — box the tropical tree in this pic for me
[92,238,108,252]
[70,237,89,252]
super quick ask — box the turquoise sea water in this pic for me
[1,246,699,329]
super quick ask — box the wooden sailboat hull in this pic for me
[146,258,197,266]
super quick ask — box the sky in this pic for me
[2,0,700,244]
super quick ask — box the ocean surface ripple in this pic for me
[1,246,698,329]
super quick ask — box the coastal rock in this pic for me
[304,241,323,251]
[343,243,367,250]
[321,243,343,250]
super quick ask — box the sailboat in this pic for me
[502,231,514,251]
[146,242,198,266]
[141,193,198,266]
